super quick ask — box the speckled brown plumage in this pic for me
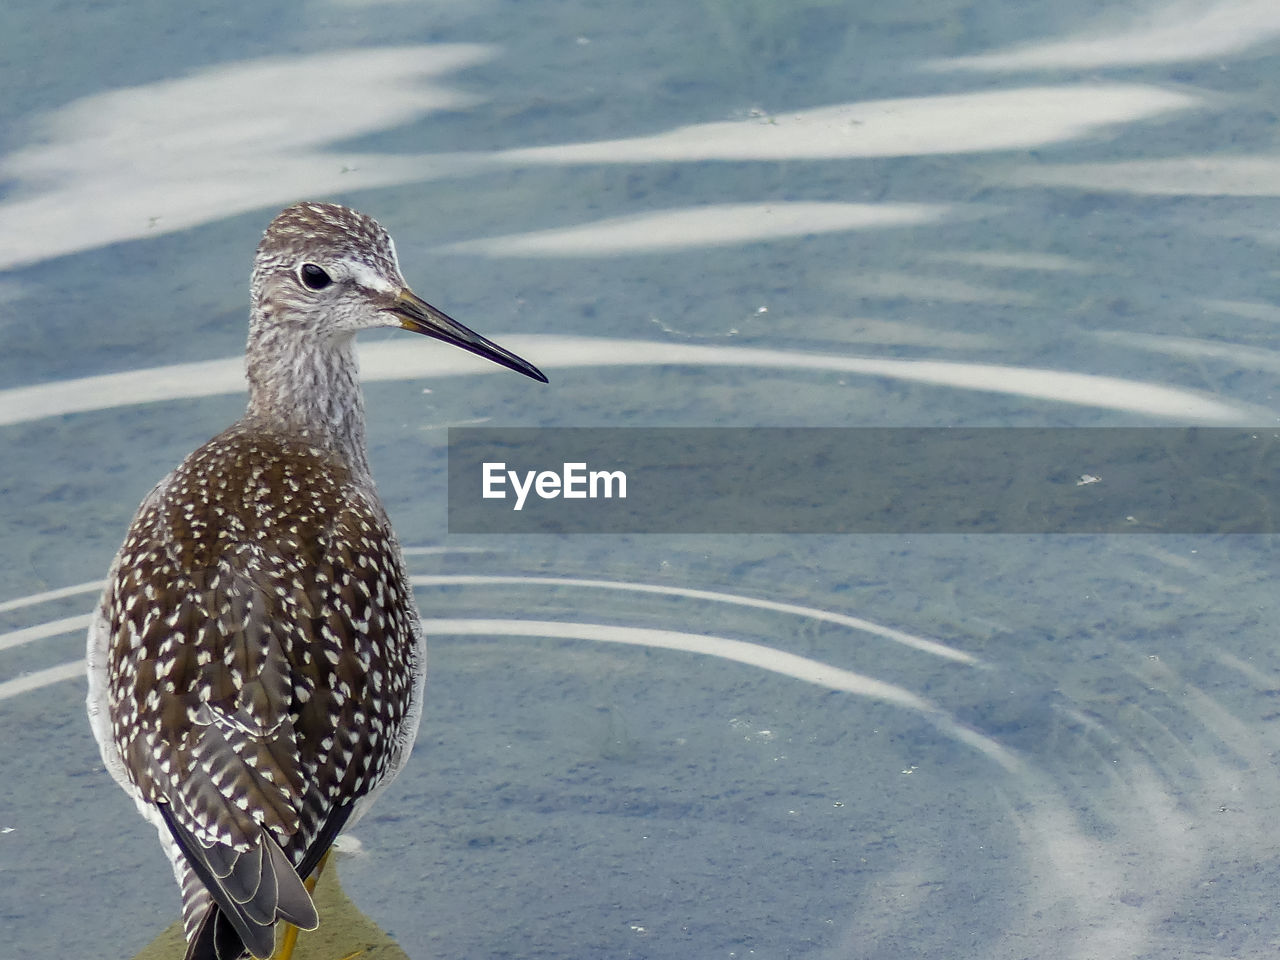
[86,201,546,960]
[106,424,417,950]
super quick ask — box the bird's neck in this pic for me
[244,322,373,477]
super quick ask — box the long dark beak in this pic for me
[390,288,548,383]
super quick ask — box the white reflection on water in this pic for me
[0,572,978,664]
[831,270,1036,306]
[0,71,1201,271]
[996,650,1280,960]
[1092,329,1280,374]
[0,42,1204,273]
[412,574,980,663]
[0,580,102,613]
[928,0,1280,71]
[442,202,949,257]
[428,617,1018,771]
[0,661,85,700]
[0,337,1258,426]
[1200,299,1280,324]
[0,615,91,654]
[805,318,999,350]
[0,45,492,270]
[498,85,1199,164]
[1011,156,1280,196]
[924,250,1098,273]
[0,576,1005,770]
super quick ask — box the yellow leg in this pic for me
[272,928,363,960]
[273,920,303,960]
[269,851,358,960]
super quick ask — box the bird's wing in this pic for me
[104,433,419,957]
[108,507,320,957]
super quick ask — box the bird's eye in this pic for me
[298,263,333,290]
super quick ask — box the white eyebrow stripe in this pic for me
[347,260,399,294]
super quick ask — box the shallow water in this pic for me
[3,1,1280,958]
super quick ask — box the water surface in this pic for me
[3,1,1279,958]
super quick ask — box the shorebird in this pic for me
[85,201,547,959]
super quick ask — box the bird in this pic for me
[85,201,547,960]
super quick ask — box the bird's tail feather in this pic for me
[158,803,317,960]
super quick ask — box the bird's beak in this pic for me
[389,288,548,383]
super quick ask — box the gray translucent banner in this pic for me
[446,428,1280,534]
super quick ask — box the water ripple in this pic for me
[442,202,951,256]
[0,336,1259,425]
[412,574,980,664]
[928,0,1280,71]
[498,85,1200,163]
[426,617,1018,771]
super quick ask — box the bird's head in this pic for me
[250,201,547,383]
